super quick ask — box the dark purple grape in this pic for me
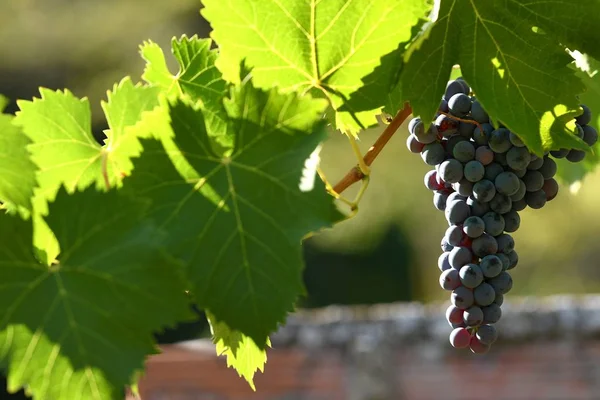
[449,327,471,348]
[522,170,544,192]
[472,233,498,257]
[464,306,484,326]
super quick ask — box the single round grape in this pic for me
[435,113,459,137]
[447,192,466,203]
[424,170,439,190]
[507,250,519,270]
[523,170,544,192]
[482,303,502,324]
[576,104,592,126]
[550,148,569,158]
[439,99,449,113]
[566,149,586,163]
[453,179,474,197]
[464,160,485,182]
[415,122,439,144]
[445,199,471,224]
[538,157,557,180]
[476,324,498,345]
[542,178,559,201]
[484,162,504,181]
[407,134,425,153]
[495,233,515,254]
[469,336,491,354]
[527,156,544,170]
[583,125,598,146]
[510,168,526,178]
[490,192,512,214]
[463,216,485,238]
[489,128,512,153]
[576,123,585,139]
[525,189,547,209]
[458,120,477,138]
[502,210,520,232]
[470,100,489,123]
[512,198,527,212]
[446,134,468,155]
[421,142,446,165]
[472,233,498,257]
[481,211,505,236]
[464,306,484,326]
[408,117,423,136]
[467,197,490,217]
[438,251,452,271]
[473,123,494,145]
[493,292,504,306]
[459,264,484,288]
[433,190,448,211]
[509,180,527,202]
[456,77,471,94]
[495,151,508,166]
[439,159,464,183]
[449,327,471,348]
[480,254,503,278]
[445,225,465,247]
[440,268,461,290]
[509,131,525,147]
[449,246,473,269]
[453,140,476,162]
[475,146,494,165]
[506,146,531,170]
[472,179,496,202]
[448,93,472,116]
[451,286,475,309]
[474,282,496,306]
[495,171,520,196]
[445,80,469,100]
[488,271,513,294]
[441,237,454,252]
[446,305,464,326]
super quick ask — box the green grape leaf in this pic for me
[140,36,230,149]
[207,312,269,391]
[505,0,600,61]
[0,95,8,112]
[0,114,37,210]
[201,0,429,135]
[0,186,191,400]
[124,82,344,344]
[401,0,588,155]
[13,78,161,213]
[555,54,600,185]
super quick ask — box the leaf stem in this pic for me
[332,102,412,194]
[347,134,371,176]
[317,166,354,207]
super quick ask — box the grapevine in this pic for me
[0,1,599,398]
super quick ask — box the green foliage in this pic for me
[2,1,600,398]
[401,0,591,155]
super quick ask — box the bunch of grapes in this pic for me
[406,78,598,353]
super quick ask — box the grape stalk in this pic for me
[407,78,598,354]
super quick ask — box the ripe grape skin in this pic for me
[538,157,557,180]
[473,123,494,145]
[452,286,475,309]
[496,253,510,271]
[440,269,462,290]
[488,128,512,153]
[475,146,494,165]
[470,100,489,123]
[576,104,592,125]
[495,233,515,254]
[456,77,471,94]
[482,303,502,324]
[424,170,439,190]
[495,172,520,196]
[481,211,505,236]
[484,162,504,181]
[476,324,498,345]
[523,170,544,192]
[446,305,464,326]
[467,197,490,217]
[490,193,512,214]
[494,151,508,166]
[447,192,466,204]
[525,189,547,209]
[506,146,531,170]
[575,123,585,139]
[512,198,527,212]
[583,125,598,146]
[433,191,448,211]
[507,250,519,270]
[472,179,496,202]
[453,179,474,197]
[469,336,491,354]
[409,117,423,136]
[449,246,473,269]
[445,199,471,225]
[448,93,472,116]
[459,264,484,288]
[449,327,471,348]
[567,149,586,163]
[509,131,525,147]
[446,134,468,155]
[510,168,526,178]
[453,140,476,162]
[441,237,454,252]
[463,216,485,238]
[493,292,504,306]
[458,121,477,138]
[474,283,496,306]
[502,210,521,232]
[445,225,465,246]
[550,148,569,158]
[406,134,425,153]
[480,255,503,278]
[464,306,484,326]
[439,159,464,183]
[527,156,544,170]
[445,80,469,100]
[421,143,446,165]
[472,233,499,257]
[435,114,459,136]
[509,180,527,202]
[488,271,513,294]
[542,178,559,201]
[464,160,485,182]
[438,251,452,271]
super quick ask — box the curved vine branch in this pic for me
[332,102,412,194]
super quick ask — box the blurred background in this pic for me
[3,1,600,399]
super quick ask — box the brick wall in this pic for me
[136,296,600,400]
